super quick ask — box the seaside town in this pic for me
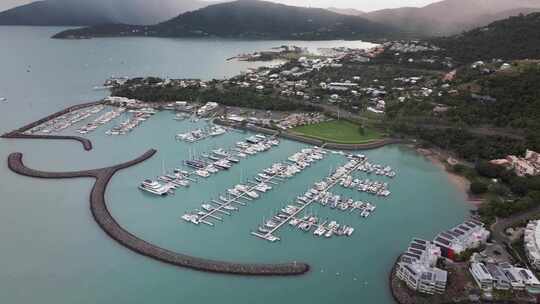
[4,0,540,303]
[4,36,540,303]
[3,2,540,302]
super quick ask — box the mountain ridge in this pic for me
[52,0,398,40]
[431,12,540,62]
[363,0,540,36]
[0,0,211,26]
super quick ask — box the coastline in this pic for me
[414,146,483,207]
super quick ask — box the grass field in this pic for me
[291,120,383,144]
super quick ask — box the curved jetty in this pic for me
[1,101,101,151]
[3,134,93,151]
[7,151,309,276]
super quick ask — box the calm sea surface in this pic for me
[0,27,470,304]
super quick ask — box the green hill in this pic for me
[0,0,209,26]
[52,0,397,40]
[433,13,540,63]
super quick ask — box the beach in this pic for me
[416,147,483,207]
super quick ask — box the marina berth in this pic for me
[340,176,391,197]
[183,147,327,228]
[139,135,282,196]
[76,107,126,134]
[106,110,155,136]
[176,125,228,143]
[25,104,105,135]
[1,101,105,151]
[252,154,380,242]
[174,112,189,121]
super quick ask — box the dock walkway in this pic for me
[1,101,102,151]
[193,174,284,225]
[254,160,363,242]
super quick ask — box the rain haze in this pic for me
[0,0,441,12]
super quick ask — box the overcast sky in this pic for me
[0,0,441,12]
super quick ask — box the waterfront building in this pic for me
[469,262,540,295]
[433,220,490,260]
[524,220,540,269]
[396,239,447,295]
[486,263,511,290]
[470,262,493,291]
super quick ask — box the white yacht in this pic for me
[227,188,241,196]
[245,190,259,199]
[212,148,229,157]
[195,170,210,178]
[209,126,227,136]
[206,166,219,174]
[139,180,168,196]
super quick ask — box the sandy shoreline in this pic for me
[415,147,483,207]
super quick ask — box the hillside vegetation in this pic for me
[52,0,396,40]
[433,13,540,63]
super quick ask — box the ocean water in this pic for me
[0,27,470,304]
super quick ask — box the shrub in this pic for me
[452,164,467,174]
[510,178,529,196]
[470,181,488,195]
[491,183,510,196]
[476,161,506,178]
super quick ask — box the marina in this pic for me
[252,154,370,242]
[340,176,391,197]
[314,191,376,217]
[105,108,156,135]
[0,30,475,304]
[23,104,105,135]
[182,147,327,228]
[77,107,126,134]
[1,102,472,304]
[175,125,228,143]
[288,216,355,238]
[139,134,281,195]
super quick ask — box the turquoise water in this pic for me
[0,27,470,304]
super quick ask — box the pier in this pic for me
[254,158,364,242]
[194,174,284,225]
[7,151,309,276]
[1,101,102,151]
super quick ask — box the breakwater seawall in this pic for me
[1,101,102,151]
[7,151,309,276]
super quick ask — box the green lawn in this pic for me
[291,120,383,144]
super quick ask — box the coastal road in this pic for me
[491,206,540,245]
